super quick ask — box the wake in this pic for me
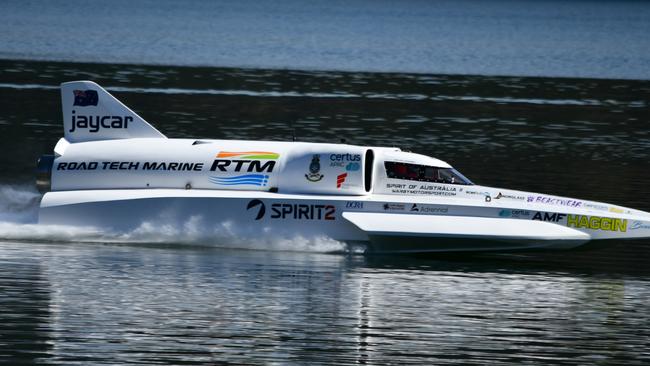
[0,184,347,253]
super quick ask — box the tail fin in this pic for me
[61,81,166,143]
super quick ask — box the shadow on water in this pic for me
[0,260,53,364]
[364,242,650,278]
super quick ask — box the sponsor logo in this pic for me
[631,221,650,230]
[330,153,361,168]
[271,203,335,220]
[528,196,582,207]
[386,183,457,196]
[210,174,269,187]
[411,204,449,214]
[495,192,525,201]
[609,207,624,214]
[466,189,491,201]
[73,90,98,106]
[69,111,132,133]
[583,202,609,211]
[142,162,203,171]
[330,153,361,161]
[247,199,266,220]
[499,209,531,218]
[532,212,566,222]
[305,154,324,182]
[418,206,449,214]
[567,215,627,232]
[210,151,278,173]
[511,210,530,218]
[336,173,348,188]
[345,201,364,209]
[56,161,203,171]
[383,203,405,211]
[246,200,336,220]
[346,162,360,171]
[57,162,99,170]
[466,190,490,196]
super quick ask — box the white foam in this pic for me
[110,215,347,253]
[0,185,348,253]
[0,184,42,223]
[0,222,104,242]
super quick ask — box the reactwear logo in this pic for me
[247,199,266,220]
[73,90,98,106]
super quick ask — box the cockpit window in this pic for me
[385,161,473,185]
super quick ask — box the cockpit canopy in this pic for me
[384,161,473,185]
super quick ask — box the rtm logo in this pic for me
[210,160,276,172]
[210,151,278,173]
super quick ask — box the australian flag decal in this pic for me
[73,90,99,106]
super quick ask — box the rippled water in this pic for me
[1,0,649,79]
[1,59,650,364]
[2,242,650,365]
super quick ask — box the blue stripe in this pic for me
[210,179,267,183]
[213,174,268,180]
[209,174,268,187]
[213,178,267,183]
[210,178,265,182]
[209,175,266,179]
[217,182,265,186]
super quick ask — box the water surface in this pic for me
[1,0,649,79]
[2,241,650,365]
[0,59,649,364]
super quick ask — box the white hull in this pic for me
[39,189,650,253]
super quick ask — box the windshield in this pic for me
[385,161,473,185]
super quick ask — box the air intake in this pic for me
[36,155,55,193]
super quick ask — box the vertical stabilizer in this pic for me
[61,81,166,142]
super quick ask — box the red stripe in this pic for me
[336,173,348,188]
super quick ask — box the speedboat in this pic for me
[36,81,650,253]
